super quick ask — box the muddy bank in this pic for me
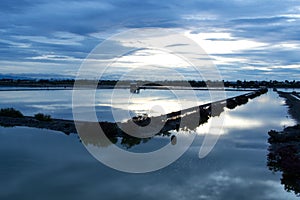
[267,125,300,196]
[267,91,300,196]
[278,91,300,123]
[0,116,119,136]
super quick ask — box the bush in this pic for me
[0,108,24,118]
[34,113,52,121]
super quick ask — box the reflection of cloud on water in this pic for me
[195,117,227,136]
[110,89,202,119]
[1,89,299,198]
[194,112,263,137]
[128,99,181,116]
[210,170,243,185]
[221,91,295,129]
[278,118,295,127]
[223,114,263,129]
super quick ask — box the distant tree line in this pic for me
[0,78,299,88]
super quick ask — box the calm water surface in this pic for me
[0,90,298,199]
[0,89,248,121]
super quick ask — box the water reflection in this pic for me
[267,126,300,197]
[1,90,300,199]
[79,90,264,151]
[267,91,300,196]
[0,89,249,122]
[0,89,268,155]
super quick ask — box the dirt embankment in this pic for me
[278,91,300,123]
[267,91,300,196]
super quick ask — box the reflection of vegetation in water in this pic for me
[120,136,151,149]
[268,145,300,196]
[119,131,172,149]
[171,135,177,145]
[82,128,173,149]
[0,122,15,128]
[81,131,118,148]
[267,125,300,196]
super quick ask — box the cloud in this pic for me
[0,0,300,80]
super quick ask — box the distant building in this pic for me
[130,82,139,93]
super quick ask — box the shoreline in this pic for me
[267,91,300,196]
[0,85,259,92]
[277,91,300,124]
[0,88,267,136]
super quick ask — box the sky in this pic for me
[0,0,300,80]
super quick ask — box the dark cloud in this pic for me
[0,0,299,80]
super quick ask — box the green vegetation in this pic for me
[0,108,24,118]
[34,113,52,121]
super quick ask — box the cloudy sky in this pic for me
[0,0,300,80]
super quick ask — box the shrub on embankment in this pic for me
[0,108,24,118]
[34,113,52,121]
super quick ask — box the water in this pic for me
[0,89,248,122]
[0,90,298,199]
[277,88,300,93]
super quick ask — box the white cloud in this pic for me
[185,31,268,54]
[13,32,85,46]
[241,66,272,71]
[271,64,300,69]
[27,54,81,62]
